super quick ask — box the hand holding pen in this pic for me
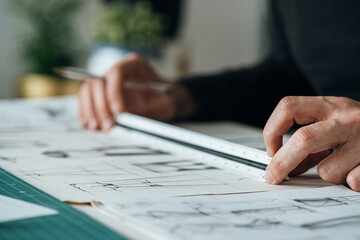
[63,53,196,131]
[55,67,173,95]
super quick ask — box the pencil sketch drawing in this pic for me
[42,145,168,159]
[69,174,225,193]
[133,159,217,173]
[102,186,360,240]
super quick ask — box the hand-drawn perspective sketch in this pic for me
[0,97,332,203]
[2,97,360,240]
[69,174,225,194]
[0,156,17,163]
[294,194,360,207]
[0,126,330,202]
[133,160,217,173]
[102,186,360,240]
[42,145,168,159]
[0,96,78,129]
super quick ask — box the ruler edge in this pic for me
[114,113,269,181]
[116,113,271,163]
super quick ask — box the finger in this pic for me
[76,89,85,126]
[289,150,331,176]
[263,96,334,157]
[105,63,125,114]
[82,81,98,130]
[78,83,91,126]
[317,141,359,184]
[346,165,360,192]
[90,80,114,131]
[265,119,344,184]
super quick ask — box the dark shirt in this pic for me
[180,0,360,128]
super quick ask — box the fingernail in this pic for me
[89,119,97,129]
[265,170,273,184]
[111,102,122,113]
[102,119,113,131]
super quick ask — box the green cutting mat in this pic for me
[0,168,128,240]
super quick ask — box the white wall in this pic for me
[0,1,28,99]
[0,0,98,99]
[182,0,268,75]
[0,0,267,99]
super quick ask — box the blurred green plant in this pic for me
[10,0,83,76]
[94,1,165,49]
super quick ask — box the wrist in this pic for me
[171,83,197,120]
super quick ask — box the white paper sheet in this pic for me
[0,96,78,130]
[0,96,331,203]
[0,128,330,203]
[0,194,57,223]
[100,186,360,240]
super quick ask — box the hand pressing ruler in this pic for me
[0,168,127,240]
[115,113,271,182]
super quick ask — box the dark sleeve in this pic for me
[179,0,317,128]
[179,56,317,128]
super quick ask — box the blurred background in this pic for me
[0,0,268,99]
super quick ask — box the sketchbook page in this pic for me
[0,194,57,223]
[0,128,330,203]
[0,96,79,130]
[101,185,360,240]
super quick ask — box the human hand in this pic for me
[77,53,196,131]
[263,96,360,191]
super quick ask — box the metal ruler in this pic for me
[115,113,271,181]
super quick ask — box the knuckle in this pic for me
[347,173,360,192]
[279,96,297,110]
[332,96,353,108]
[270,157,285,174]
[317,164,337,183]
[338,97,352,105]
[347,113,360,125]
[292,127,316,149]
[342,110,360,131]
[90,79,104,91]
[262,127,272,140]
[328,118,340,128]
